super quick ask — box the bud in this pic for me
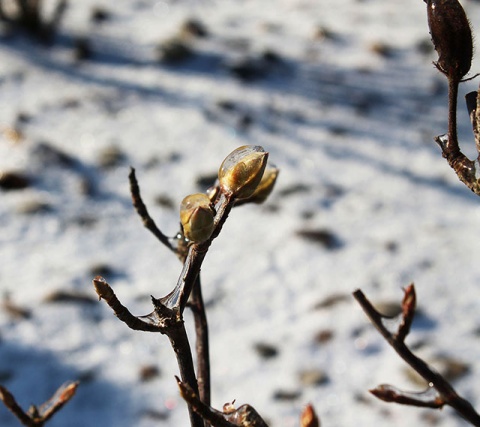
[243,164,279,204]
[180,193,215,243]
[301,404,320,427]
[218,146,268,199]
[235,164,279,205]
[426,0,472,80]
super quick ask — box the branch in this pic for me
[37,381,79,422]
[0,381,78,427]
[370,384,444,409]
[0,386,34,426]
[177,377,238,427]
[189,276,211,406]
[129,167,176,252]
[159,192,234,314]
[353,285,480,426]
[93,276,166,332]
[93,276,203,427]
[177,377,269,427]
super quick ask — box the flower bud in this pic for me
[235,164,279,205]
[426,0,472,80]
[244,164,278,203]
[180,193,215,243]
[301,404,320,427]
[218,145,268,199]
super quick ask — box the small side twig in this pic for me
[353,285,480,426]
[0,386,34,426]
[93,276,165,332]
[0,381,78,427]
[129,167,175,252]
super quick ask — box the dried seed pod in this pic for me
[218,145,268,199]
[426,0,473,80]
[180,193,215,243]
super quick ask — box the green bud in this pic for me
[218,145,268,199]
[180,193,215,243]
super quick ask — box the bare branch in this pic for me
[189,276,211,406]
[177,377,238,427]
[354,286,480,426]
[370,384,444,408]
[38,381,79,422]
[129,167,176,252]
[0,382,78,427]
[177,377,269,427]
[0,385,34,426]
[93,276,165,332]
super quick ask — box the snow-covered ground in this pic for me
[2,0,480,425]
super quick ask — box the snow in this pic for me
[2,0,480,426]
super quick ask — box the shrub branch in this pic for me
[353,285,480,426]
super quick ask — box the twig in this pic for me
[177,377,237,427]
[37,381,78,423]
[93,276,204,427]
[0,386,35,426]
[353,285,480,426]
[369,384,444,408]
[129,167,175,252]
[0,381,78,427]
[177,377,270,427]
[93,276,165,332]
[189,276,211,406]
[129,168,212,418]
[433,78,480,195]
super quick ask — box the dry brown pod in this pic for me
[426,0,473,80]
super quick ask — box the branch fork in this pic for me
[354,285,480,425]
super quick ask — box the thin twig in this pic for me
[370,384,444,408]
[447,78,461,158]
[93,276,165,332]
[129,167,175,252]
[0,386,35,426]
[353,286,480,426]
[189,276,211,406]
[38,381,79,423]
[176,377,238,427]
[0,381,78,427]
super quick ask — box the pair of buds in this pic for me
[180,145,278,244]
